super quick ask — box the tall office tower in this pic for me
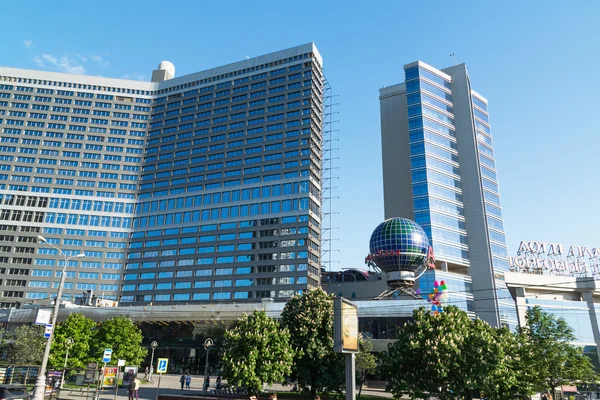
[0,43,323,308]
[379,61,517,328]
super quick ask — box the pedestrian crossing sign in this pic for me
[157,358,168,374]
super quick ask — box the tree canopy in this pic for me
[6,325,45,365]
[355,337,377,399]
[222,310,294,395]
[382,305,598,399]
[382,306,534,400]
[520,306,597,398]
[280,288,345,396]
[92,316,147,365]
[49,313,97,369]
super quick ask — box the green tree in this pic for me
[476,327,536,400]
[92,316,147,365]
[0,328,10,351]
[280,289,345,397]
[382,306,511,400]
[221,310,294,395]
[520,306,597,399]
[49,313,97,369]
[6,324,45,365]
[355,337,377,399]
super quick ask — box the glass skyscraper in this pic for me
[0,43,323,308]
[379,61,517,328]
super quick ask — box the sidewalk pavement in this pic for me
[57,374,393,400]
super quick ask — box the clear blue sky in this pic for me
[1,0,598,269]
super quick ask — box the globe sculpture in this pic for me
[365,217,435,299]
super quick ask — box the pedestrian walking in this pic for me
[203,375,210,391]
[180,374,185,391]
[185,373,191,390]
[144,366,149,381]
[128,376,135,400]
[216,376,222,390]
[131,375,141,400]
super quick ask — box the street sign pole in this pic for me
[155,374,161,400]
[113,367,120,400]
[155,359,168,400]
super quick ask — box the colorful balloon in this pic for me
[415,288,422,295]
[433,281,439,287]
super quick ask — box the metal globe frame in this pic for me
[365,218,435,299]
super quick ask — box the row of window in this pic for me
[118,289,302,302]
[41,214,317,239]
[152,101,312,121]
[2,127,146,138]
[121,276,305,291]
[133,198,316,229]
[151,87,314,122]
[0,118,147,129]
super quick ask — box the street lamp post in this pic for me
[60,337,74,389]
[203,338,213,392]
[149,341,158,382]
[32,235,85,400]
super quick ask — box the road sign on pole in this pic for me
[156,358,168,374]
[155,359,168,400]
[102,349,112,363]
[43,324,53,339]
[36,309,52,326]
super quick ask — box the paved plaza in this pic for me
[56,374,394,400]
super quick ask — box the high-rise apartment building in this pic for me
[0,43,323,308]
[379,61,517,328]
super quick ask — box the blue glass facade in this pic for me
[526,298,596,344]
[381,61,517,327]
[0,44,324,308]
[404,66,470,266]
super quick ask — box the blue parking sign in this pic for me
[156,358,168,374]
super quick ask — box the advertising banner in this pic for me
[102,367,118,388]
[334,297,359,353]
[84,362,97,384]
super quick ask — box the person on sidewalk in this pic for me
[203,375,210,392]
[216,376,222,390]
[128,376,135,400]
[132,375,141,400]
[185,373,191,390]
[180,374,186,391]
